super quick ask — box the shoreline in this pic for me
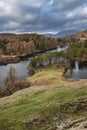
[0,47,57,66]
[0,55,20,65]
[27,63,87,88]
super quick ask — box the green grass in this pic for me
[0,85,87,129]
[27,63,69,86]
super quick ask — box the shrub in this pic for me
[0,80,30,97]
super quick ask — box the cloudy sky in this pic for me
[0,0,87,33]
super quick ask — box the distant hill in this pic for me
[65,29,87,41]
[45,29,87,48]
[55,29,80,37]
[45,29,80,38]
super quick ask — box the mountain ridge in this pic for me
[44,29,80,38]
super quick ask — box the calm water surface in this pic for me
[0,60,30,86]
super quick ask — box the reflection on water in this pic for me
[75,61,79,71]
[71,61,87,80]
[0,60,30,87]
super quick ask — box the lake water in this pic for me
[0,46,87,86]
[0,60,30,86]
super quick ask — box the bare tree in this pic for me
[4,66,17,87]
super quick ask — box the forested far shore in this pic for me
[0,30,87,64]
[0,33,58,55]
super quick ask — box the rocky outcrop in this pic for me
[55,119,87,130]
[22,117,39,125]
[60,97,87,114]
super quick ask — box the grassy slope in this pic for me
[0,64,87,129]
[27,64,69,86]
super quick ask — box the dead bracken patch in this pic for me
[32,79,53,86]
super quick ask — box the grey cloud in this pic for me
[50,0,87,12]
[0,0,87,33]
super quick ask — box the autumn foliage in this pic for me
[0,33,57,55]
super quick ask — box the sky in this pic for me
[0,0,87,33]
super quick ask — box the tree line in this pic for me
[0,33,58,55]
[30,51,65,68]
[66,41,87,60]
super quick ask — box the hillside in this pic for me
[64,30,87,44]
[0,64,87,130]
[74,30,87,38]
[0,33,57,55]
[55,30,87,61]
